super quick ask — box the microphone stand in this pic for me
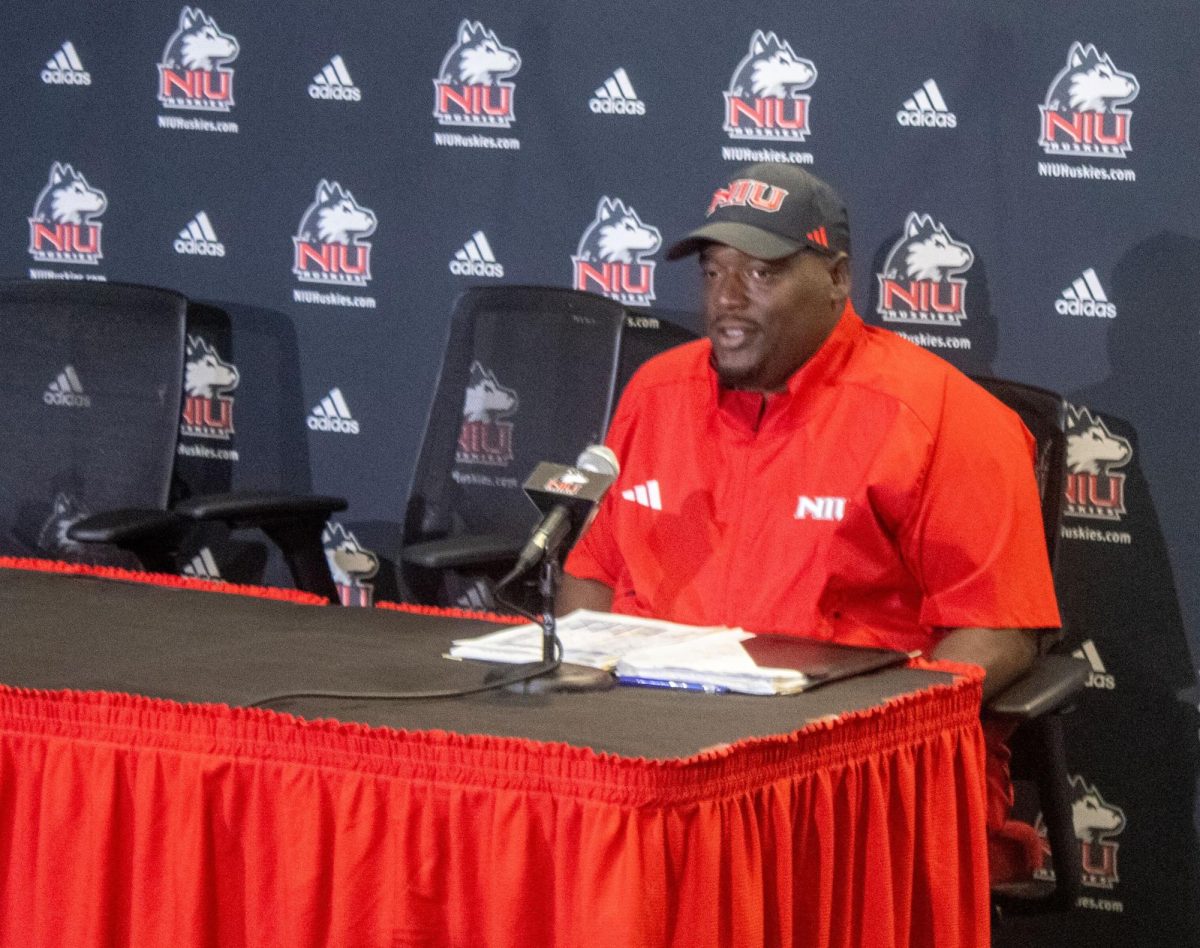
[488,557,615,694]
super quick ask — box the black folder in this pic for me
[739,635,912,692]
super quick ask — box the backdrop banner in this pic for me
[1,3,1197,941]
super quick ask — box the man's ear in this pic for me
[829,252,851,303]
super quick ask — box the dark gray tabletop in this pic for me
[0,567,955,759]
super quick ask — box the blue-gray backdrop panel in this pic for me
[2,3,1197,941]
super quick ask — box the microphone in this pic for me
[507,445,620,581]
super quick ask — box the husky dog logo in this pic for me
[181,335,239,441]
[876,213,975,326]
[572,197,662,306]
[1064,405,1132,521]
[1039,42,1139,158]
[28,162,107,265]
[457,361,518,466]
[37,493,89,556]
[1037,775,1127,890]
[723,30,817,141]
[158,7,239,112]
[433,20,521,128]
[292,180,377,287]
[322,522,379,607]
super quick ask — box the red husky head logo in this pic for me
[1039,42,1139,158]
[723,30,817,141]
[876,213,975,326]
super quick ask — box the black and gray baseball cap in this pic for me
[665,163,850,261]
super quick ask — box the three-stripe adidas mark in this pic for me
[449,231,504,278]
[1071,639,1116,689]
[309,54,361,101]
[1056,267,1116,318]
[589,67,646,115]
[44,365,91,408]
[42,41,90,85]
[897,79,957,128]
[621,480,662,510]
[805,226,829,249]
[174,211,225,257]
[308,387,360,434]
[183,547,222,580]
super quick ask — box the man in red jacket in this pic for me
[559,162,1061,880]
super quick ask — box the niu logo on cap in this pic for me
[723,30,817,141]
[457,362,518,467]
[433,20,521,128]
[706,179,788,216]
[876,213,974,326]
[157,6,239,112]
[181,335,238,440]
[1064,405,1131,521]
[292,180,377,287]
[1034,774,1126,891]
[323,522,379,607]
[28,162,107,266]
[572,197,662,305]
[1039,42,1139,159]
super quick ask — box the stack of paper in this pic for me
[615,630,811,695]
[447,609,726,670]
[448,611,909,696]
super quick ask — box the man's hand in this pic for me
[557,573,614,616]
[931,627,1039,703]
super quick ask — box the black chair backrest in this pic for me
[616,307,700,399]
[970,375,1068,569]
[403,286,628,551]
[0,279,186,561]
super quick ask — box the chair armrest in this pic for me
[986,655,1089,719]
[173,491,347,603]
[68,508,186,544]
[401,533,522,570]
[173,491,347,524]
[67,509,188,574]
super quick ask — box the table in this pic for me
[0,560,990,947]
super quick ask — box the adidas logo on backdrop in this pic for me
[308,387,359,434]
[174,211,225,257]
[449,231,504,278]
[896,79,956,128]
[309,54,361,101]
[44,365,91,408]
[183,547,222,580]
[1056,268,1116,318]
[1072,639,1116,689]
[42,41,91,85]
[589,68,645,115]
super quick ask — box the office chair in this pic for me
[399,287,700,611]
[973,376,1090,915]
[399,285,628,608]
[0,279,344,601]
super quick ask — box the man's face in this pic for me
[700,243,849,392]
